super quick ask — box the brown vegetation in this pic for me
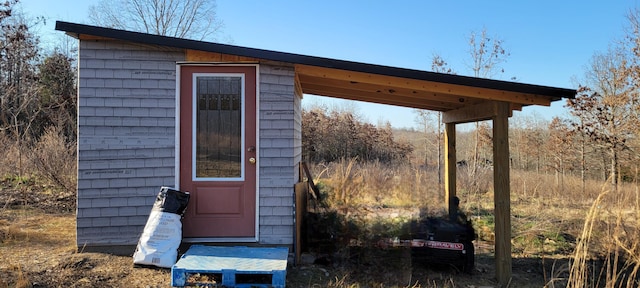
[2,0,640,286]
[304,159,640,287]
[302,106,413,164]
[5,158,638,287]
[3,95,638,287]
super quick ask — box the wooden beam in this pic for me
[444,123,456,218]
[294,182,308,265]
[298,74,478,105]
[493,101,512,285]
[295,64,553,106]
[78,34,114,41]
[186,49,259,62]
[294,73,303,99]
[442,101,513,124]
[302,85,461,111]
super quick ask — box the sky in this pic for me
[18,0,640,129]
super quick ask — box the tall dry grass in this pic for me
[309,159,443,210]
[309,159,640,286]
[0,126,76,192]
[566,181,640,288]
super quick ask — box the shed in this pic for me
[56,21,575,285]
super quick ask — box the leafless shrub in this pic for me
[321,158,365,207]
[0,133,20,176]
[0,132,39,179]
[31,126,76,192]
[314,159,442,210]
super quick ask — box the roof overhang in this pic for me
[55,21,576,123]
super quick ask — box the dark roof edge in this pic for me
[55,21,576,99]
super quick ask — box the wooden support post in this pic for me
[444,123,456,218]
[493,101,512,285]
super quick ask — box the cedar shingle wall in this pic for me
[76,40,184,246]
[76,40,299,247]
[258,63,297,245]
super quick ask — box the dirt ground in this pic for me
[0,182,569,287]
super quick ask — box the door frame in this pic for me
[175,63,260,242]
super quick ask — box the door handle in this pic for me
[249,157,256,164]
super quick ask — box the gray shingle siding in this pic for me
[258,63,297,245]
[76,40,184,247]
[77,40,300,248]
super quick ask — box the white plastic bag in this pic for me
[133,187,190,268]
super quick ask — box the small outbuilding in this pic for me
[56,21,575,284]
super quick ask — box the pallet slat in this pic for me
[171,245,288,287]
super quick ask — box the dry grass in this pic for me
[308,160,640,287]
[0,209,76,246]
[0,128,76,193]
[312,159,443,211]
[566,182,640,288]
[1,208,75,287]
[3,157,639,287]
[0,207,173,287]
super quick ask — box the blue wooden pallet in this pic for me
[171,245,288,287]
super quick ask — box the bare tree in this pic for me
[466,28,510,79]
[38,52,77,140]
[623,9,640,192]
[302,106,412,164]
[546,117,574,189]
[0,3,41,137]
[466,28,510,182]
[568,46,637,192]
[0,2,43,176]
[413,54,456,184]
[414,109,439,176]
[88,0,224,41]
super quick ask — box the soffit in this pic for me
[295,64,555,112]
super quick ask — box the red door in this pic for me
[179,65,257,239]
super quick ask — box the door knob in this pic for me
[249,157,256,164]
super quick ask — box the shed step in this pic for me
[171,245,288,287]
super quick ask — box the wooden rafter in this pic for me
[302,83,465,111]
[298,74,481,105]
[296,64,554,108]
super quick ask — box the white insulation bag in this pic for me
[133,187,190,268]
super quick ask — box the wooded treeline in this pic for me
[4,0,640,195]
[415,112,640,189]
[1,0,77,189]
[302,106,412,163]
[1,1,76,142]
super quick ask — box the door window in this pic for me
[193,74,244,180]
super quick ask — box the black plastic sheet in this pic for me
[152,186,190,215]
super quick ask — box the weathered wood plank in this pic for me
[294,182,308,265]
[442,101,515,124]
[444,123,456,218]
[186,49,259,62]
[443,101,496,124]
[295,65,554,106]
[493,101,512,285]
[294,73,304,98]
